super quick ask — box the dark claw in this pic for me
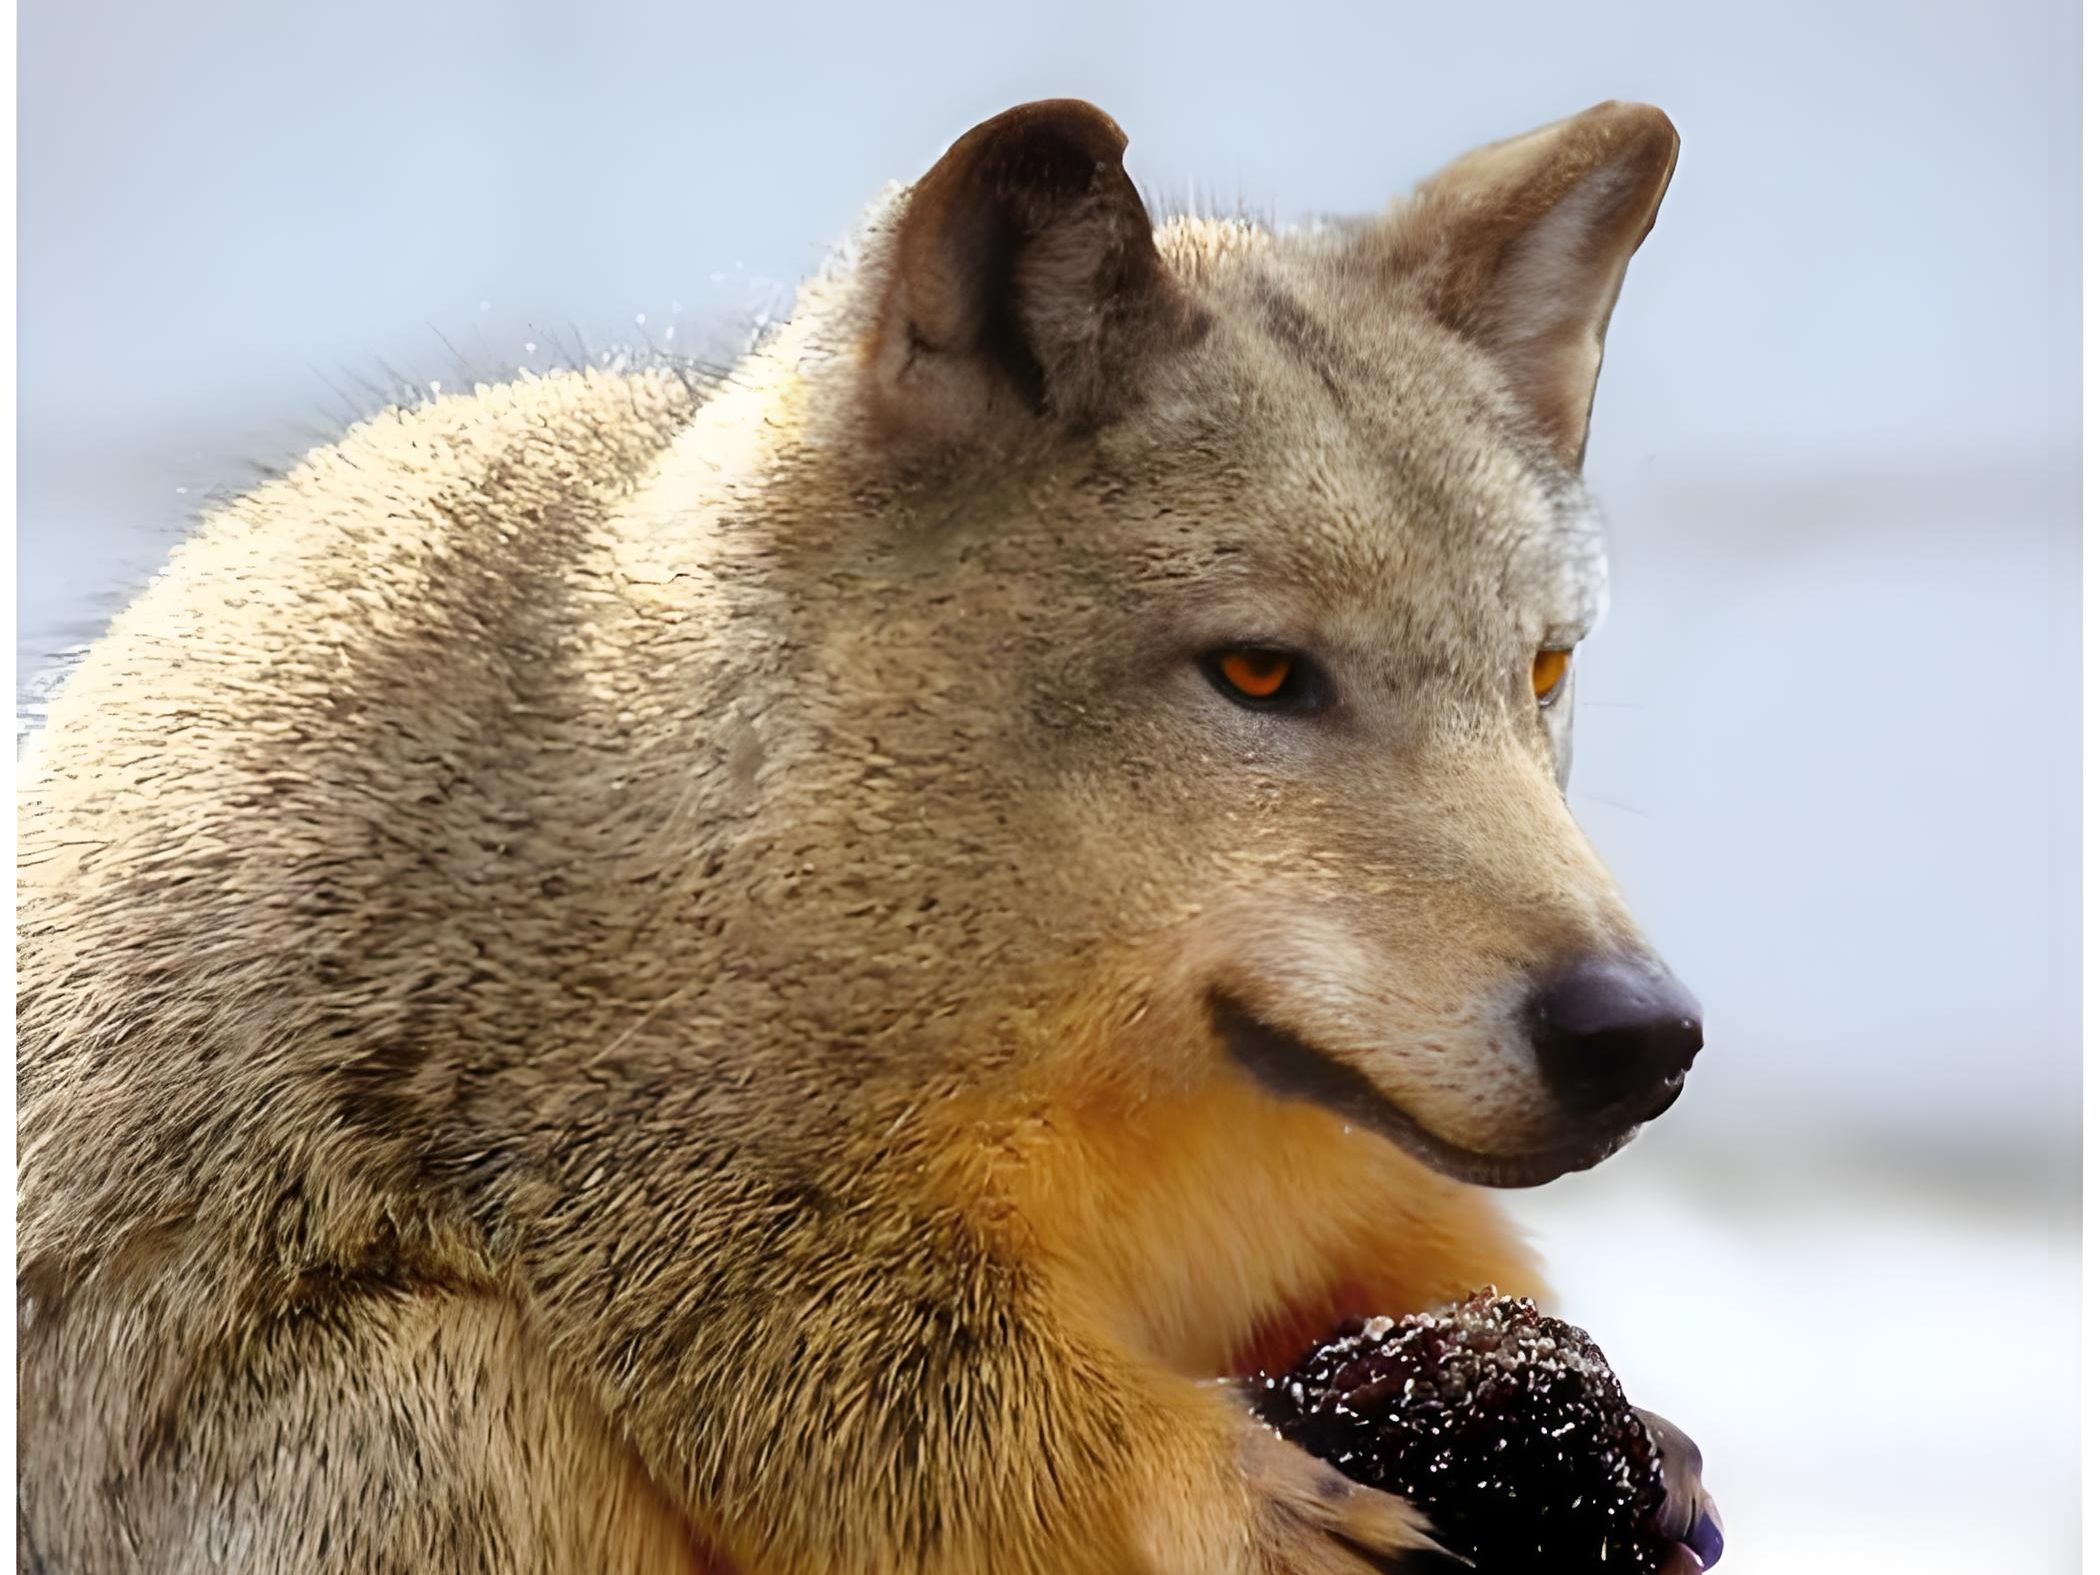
[1634,1405,1717,1556]
[1686,1508,1724,1568]
[1636,1409,1703,1478]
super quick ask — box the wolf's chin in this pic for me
[1207,991,1665,1189]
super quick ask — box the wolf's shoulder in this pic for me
[25,366,701,756]
[190,363,702,581]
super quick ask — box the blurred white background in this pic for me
[18,1,2080,1569]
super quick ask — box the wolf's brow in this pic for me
[1250,272,1368,405]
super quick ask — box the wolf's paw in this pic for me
[1636,1408,1724,1571]
[1237,1421,1464,1574]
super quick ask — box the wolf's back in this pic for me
[17,366,701,1457]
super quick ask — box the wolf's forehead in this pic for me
[1271,467,1609,639]
[1133,228,1609,626]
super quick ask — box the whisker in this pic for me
[1572,792,1651,819]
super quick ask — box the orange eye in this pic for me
[1218,649,1294,700]
[1531,647,1572,703]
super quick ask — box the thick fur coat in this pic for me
[20,99,1705,1574]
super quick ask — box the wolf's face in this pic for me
[1062,247,1681,1186]
[798,99,1697,1187]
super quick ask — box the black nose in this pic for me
[1527,957,1703,1119]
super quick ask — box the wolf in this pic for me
[19,97,1714,1572]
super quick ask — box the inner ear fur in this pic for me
[1387,101,1680,470]
[864,98,1199,447]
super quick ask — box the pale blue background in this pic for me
[19,2,2081,1567]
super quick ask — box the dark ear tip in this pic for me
[947,97,1131,173]
[1581,100,1681,171]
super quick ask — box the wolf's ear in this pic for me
[1389,101,1679,470]
[864,99,1196,446]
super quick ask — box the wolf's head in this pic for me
[723,99,1696,1190]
